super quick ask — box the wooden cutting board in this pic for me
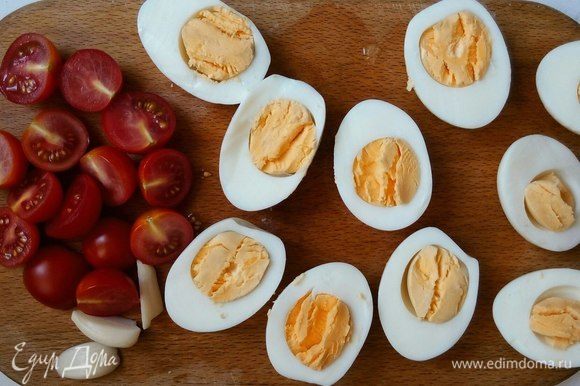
[0,0,578,384]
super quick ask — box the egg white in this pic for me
[137,0,271,105]
[497,134,580,252]
[404,0,511,129]
[266,263,373,386]
[493,268,580,368]
[220,75,326,211]
[334,99,432,231]
[165,218,286,332]
[378,227,480,361]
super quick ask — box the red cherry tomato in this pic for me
[0,33,62,105]
[22,109,89,172]
[0,208,39,267]
[82,218,136,270]
[8,169,63,223]
[0,130,28,188]
[80,146,137,206]
[45,174,102,240]
[130,208,193,266]
[76,269,139,316]
[102,92,176,154]
[23,245,90,309]
[138,149,192,208]
[60,49,123,112]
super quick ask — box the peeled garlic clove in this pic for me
[72,310,141,348]
[56,342,119,380]
[137,261,164,329]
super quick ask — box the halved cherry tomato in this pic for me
[102,92,176,154]
[0,130,28,188]
[80,146,137,206]
[22,109,89,172]
[138,149,192,207]
[60,49,123,112]
[0,33,62,105]
[130,208,193,265]
[8,169,63,223]
[0,208,39,267]
[76,269,139,316]
[24,245,90,309]
[82,218,135,270]
[45,174,102,240]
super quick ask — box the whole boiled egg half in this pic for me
[378,227,479,361]
[220,75,326,211]
[497,135,580,252]
[404,0,511,128]
[536,41,580,134]
[493,268,579,368]
[266,263,372,385]
[165,218,285,332]
[334,99,432,231]
[138,0,270,104]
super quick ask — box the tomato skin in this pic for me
[8,169,63,223]
[24,245,90,309]
[22,109,89,172]
[0,33,62,105]
[130,208,193,266]
[82,218,136,270]
[45,174,102,240]
[138,149,192,208]
[80,146,137,206]
[0,208,40,267]
[0,130,28,188]
[76,269,139,317]
[60,49,123,112]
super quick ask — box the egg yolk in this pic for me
[285,291,352,371]
[181,6,255,82]
[353,137,419,207]
[406,245,469,323]
[249,99,317,176]
[524,172,575,232]
[190,231,269,302]
[530,297,580,350]
[419,11,492,87]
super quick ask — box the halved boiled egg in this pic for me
[266,263,372,385]
[404,0,511,129]
[334,99,432,231]
[378,227,479,361]
[165,218,285,332]
[493,268,579,368]
[536,41,580,134]
[138,0,270,105]
[220,75,326,211]
[497,135,580,252]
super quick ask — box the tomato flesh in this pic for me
[0,130,28,188]
[76,269,139,316]
[0,208,39,268]
[0,33,62,105]
[139,149,192,207]
[8,169,63,223]
[82,218,136,270]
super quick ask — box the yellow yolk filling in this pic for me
[524,172,575,232]
[530,297,580,349]
[285,291,352,371]
[181,6,254,82]
[191,231,269,302]
[419,11,492,87]
[406,245,469,323]
[249,99,317,176]
[353,137,419,207]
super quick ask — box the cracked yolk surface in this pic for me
[419,11,492,87]
[353,137,419,207]
[530,297,580,349]
[524,172,575,232]
[406,245,469,323]
[181,6,254,82]
[191,231,269,303]
[285,291,352,371]
[249,99,317,176]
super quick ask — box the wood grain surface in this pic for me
[0,0,579,385]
